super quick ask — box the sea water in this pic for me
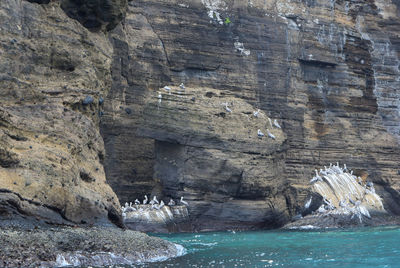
[137,226,400,267]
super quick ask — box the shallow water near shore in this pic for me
[132,226,400,267]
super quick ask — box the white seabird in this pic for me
[159,200,165,209]
[143,195,148,205]
[153,196,159,204]
[135,199,140,205]
[179,83,185,90]
[267,129,275,140]
[180,196,189,206]
[257,129,265,137]
[253,109,260,118]
[273,119,281,129]
[163,86,171,94]
[314,170,323,182]
[310,176,318,184]
[168,199,175,206]
[224,103,232,113]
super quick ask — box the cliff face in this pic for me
[0,0,123,226]
[102,0,400,230]
[1,0,400,230]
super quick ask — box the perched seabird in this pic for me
[143,195,148,205]
[310,176,318,184]
[224,103,232,113]
[168,199,175,206]
[180,196,189,206]
[317,205,326,213]
[257,129,265,137]
[323,198,335,210]
[179,83,185,90]
[253,109,260,118]
[135,199,140,205]
[314,170,323,182]
[159,200,165,209]
[153,196,159,204]
[149,199,155,205]
[343,164,348,172]
[339,200,347,208]
[273,119,281,129]
[163,86,171,94]
[320,169,328,176]
[267,129,275,140]
[122,212,126,219]
[151,203,157,210]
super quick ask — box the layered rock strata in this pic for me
[102,0,400,230]
[1,0,400,231]
[0,0,123,226]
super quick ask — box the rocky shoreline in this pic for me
[283,213,400,230]
[0,226,185,267]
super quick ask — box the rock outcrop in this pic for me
[0,0,121,226]
[124,204,191,233]
[101,0,400,230]
[1,0,400,231]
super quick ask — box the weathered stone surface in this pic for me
[124,205,191,233]
[0,227,183,267]
[2,0,400,231]
[61,0,128,32]
[0,0,120,225]
[101,0,400,230]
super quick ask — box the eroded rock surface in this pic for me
[0,0,120,225]
[2,0,400,231]
[101,0,400,230]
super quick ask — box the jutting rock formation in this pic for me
[1,0,400,230]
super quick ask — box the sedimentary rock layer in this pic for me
[101,0,400,230]
[0,0,122,225]
[1,0,400,231]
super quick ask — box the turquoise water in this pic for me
[141,226,400,267]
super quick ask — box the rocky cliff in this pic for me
[102,0,400,230]
[0,0,125,226]
[1,0,400,230]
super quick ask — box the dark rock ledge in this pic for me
[0,227,185,267]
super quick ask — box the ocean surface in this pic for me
[138,226,400,268]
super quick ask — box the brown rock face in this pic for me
[101,0,400,230]
[1,0,400,231]
[0,0,120,225]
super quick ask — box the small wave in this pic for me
[289,225,319,230]
[55,244,187,267]
[191,242,218,247]
[174,243,187,257]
